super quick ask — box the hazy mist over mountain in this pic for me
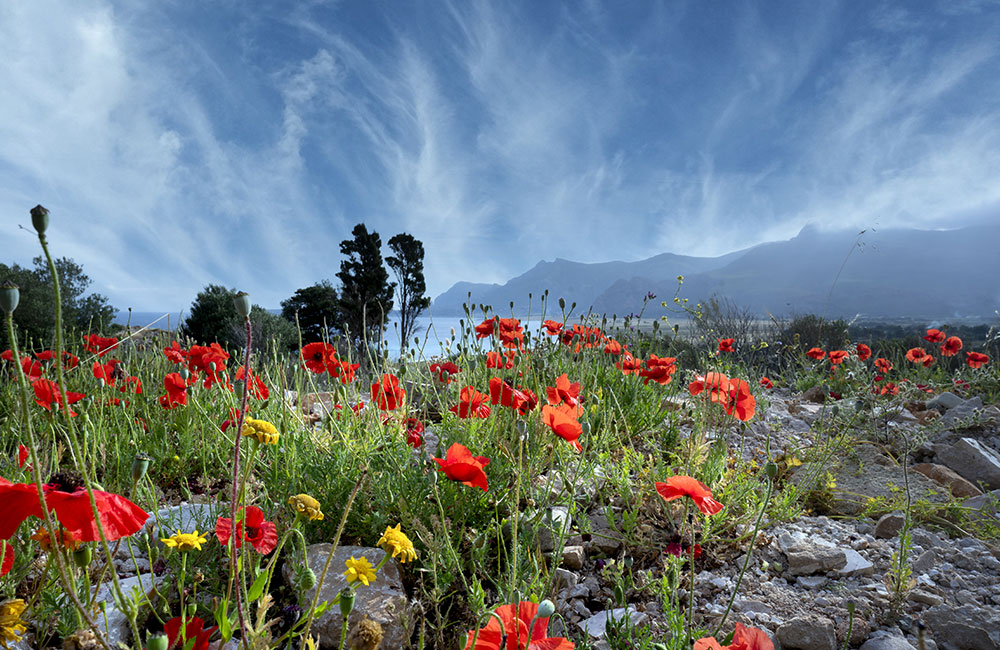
[432,223,1000,320]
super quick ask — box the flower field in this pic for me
[2,211,1000,650]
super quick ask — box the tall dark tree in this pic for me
[386,233,431,348]
[280,281,340,342]
[184,285,297,352]
[1,256,116,347]
[336,224,395,346]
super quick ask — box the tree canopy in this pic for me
[184,285,296,353]
[280,281,339,342]
[0,256,116,348]
[336,224,395,347]
[387,232,431,349]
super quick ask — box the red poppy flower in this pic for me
[921,354,935,368]
[828,350,848,365]
[603,338,623,355]
[32,379,85,415]
[759,377,773,389]
[371,374,405,411]
[61,351,79,369]
[923,328,946,343]
[187,343,230,388]
[235,366,269,400]
[450,386,492,419]
[0,476,148,542]
[403,418,425,448]
[92,359,122,386]
[966,351,990,368]
[485,351,515,370]
[906,347,927,363]
[717,338,735,353]
[158,372,188,409]
[21,357,43,382]
[215,506,278,554]
[545,374,582,407]
[82,334,119,357]
[0,541,12,575]
[35,350,56,362]
[879,382,899,396]
[118,376,142,396]
[542,320,563,336]
[855,343,872,361]
[665,539,702,560]
[464,601,573,650]
[430,361,461,384]
[688,373,730,405]
[434,443,490,491]
[655,475,724,516]
[806,348,825,360]
[495,318,525,349]
[639,355,678,386]
[617,353,643,376]
[474,318,496,339]
[724,378,756,421]
[300,342,333,374]
[874,357,893,373]
[163,616,218,650]
[940,336,963,357]
[542,403,585,452]
[17,445,30,469]
[694,622,774,650]
[163,341,188,364]
[489,377,530,412]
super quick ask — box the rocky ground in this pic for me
[22,387,1000,650]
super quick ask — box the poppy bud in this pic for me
[131,454,150,482]
[146,632,169,650]
[339,587,356,617]
[208,362,217,373]
[559,298,565,310]
[0,281,19,314]
[73,546,92,568]
[234,291,252,320]
[613,583,625,605]
[31,204,49,235]
[581,422,591,436]
[467,359,477,372]
[536,599,556,618]
[97,378,105,389]
[300,567,317,590]
[764,462,778,480]
[186,602,197,617]
[515,420,528,437]
[179,367,190,381]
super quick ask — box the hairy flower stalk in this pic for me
[230,299,253,649]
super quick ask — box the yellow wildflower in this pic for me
[31,526,80,552]
[288,494,324,521]
[244,418,279,445]
[376,524,417,563]
[0,599,28,648]
[344,556,377,586]
[160,530,208,552]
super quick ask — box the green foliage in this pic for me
[336,223,395,348]
[0,256,116,347]
[387,232,431,349]
[280,280,340,342]
[781,313,850,351]
[184,285,297,352]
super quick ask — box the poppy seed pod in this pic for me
[299,567,317,590]
[234,291,251,320]
[131,454,150,483]
[0,281,19,314]
[73,546,93,569]
[339,587,356,617]
[764,462,778,480]
[145,632,168,650]
[31,204,49,234]
[536,599,556,619]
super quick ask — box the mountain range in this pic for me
[432,222,1000,320]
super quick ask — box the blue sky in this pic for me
[3,0,1000,312]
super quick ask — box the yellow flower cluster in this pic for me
[377,524,417,563]
[0,599,27,648]
[289,494,324,521]
[161,530,208,552]
[244,418,279,445]
[344,556,377,586]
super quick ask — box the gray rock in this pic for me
[839,548,875,577]
[860,630,918,650]
[554,568,578,590]
[284,544,413,650]
[927,392,963,411]
[735,598,773,614]
[562,545,585,570]
[910,589,943,606]
[923,604,1000,650]
[796,575,828,589]
[937,438,1000,490]
[578,607,648,639]
[536,506,572,553]
[964,488,1000,510]
[912,549,936,574]
[785,540,847,575]
[92,573,163,648]
[777,614,837,650]
[143,502,221,539]
[875,512,906,538]
[911,463,983,498]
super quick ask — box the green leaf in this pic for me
[313,600,330,617]
[247,571,268,602]
[215,598,232,641]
